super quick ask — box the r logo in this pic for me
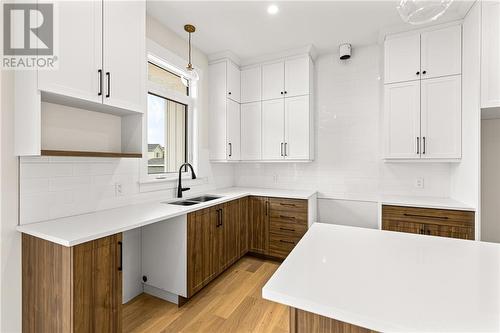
[3,3,53,56]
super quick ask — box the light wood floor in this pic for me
[123,256,288,333]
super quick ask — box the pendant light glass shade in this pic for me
[397,0,453,25]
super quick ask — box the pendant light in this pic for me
[397,0,453,25]
[184,24,199,81]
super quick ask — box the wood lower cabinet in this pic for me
[223,200,241,269]
[382,205,475,240]
[187,207,218,297]
[249,196,270,254]
[239,197,249,256]
[22,233,122,333]
[268,198,308,259]
[290,307,377,333]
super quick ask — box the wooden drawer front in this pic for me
[382,205,475,227]
[269,233,302,259]
[270,219,307,238]
[269,198,307,215]
[382,205,475,240]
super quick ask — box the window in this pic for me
[147,61,190,175]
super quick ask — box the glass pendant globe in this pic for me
[397,0,454,25]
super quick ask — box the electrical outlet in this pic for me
[415,177,424,189]
[114,183,123,196]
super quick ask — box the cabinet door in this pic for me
[187,209,215,297]
[284,96,310,160]
[223,201,240,269]
[481,1,500,108]
[239,197,249,257]
[421,25,462,80]
[241,66,262,103]
[227,99,241,160]
[285,57,311,97]
[382,220,425,235]
[262,61,285,100]
[227,61,241,102]
[384,33,421,84]
[241,102,262,160]
[249,197,269,254]
[424,223,474,240]
[262,99,285,160]
[73,234,122,333]
[102,0,145,113]
[384,81,421,159]
[38,1,102,103]
[209,62,228,160]
[420,75,462,159]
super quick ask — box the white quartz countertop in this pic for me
[17,187,316,247]
[381,195,475,211]
[262,223,500,333]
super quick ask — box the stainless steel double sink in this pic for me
[166,195,222,206]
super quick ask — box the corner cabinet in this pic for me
[15,0,145,157]
[22,233,123,333]
[208,59,241,161]
[383,24,462,161]
[209,54,314,162]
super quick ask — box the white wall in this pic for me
[481,119,500,243]
[1,71,22,332]
[450,2,481,227]
[235,44,453,228]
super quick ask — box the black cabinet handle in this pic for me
[416,71,420,75]
[416,137,420,155]
[265,201,269,216]
[419,228,424,234]
[280,227,295,232]
[284,91,287,94]
[118,241,123,271]
[228,143,232,157]
[422,137,426,155]
[228,91,232,95]
[280,239,295,245]
[105,72,111,98]
[279,215,295,220]
[404,213,449,220]
[98,69,103,96]
[422,70,427,74]
[284,143,288,156]
[280,142,284,156]
[220,209,223,227]
[280,91,284,95]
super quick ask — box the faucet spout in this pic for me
[177,163,197,198]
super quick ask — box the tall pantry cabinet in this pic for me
[384,24,462,160]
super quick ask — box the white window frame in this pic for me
[141,39,200,183]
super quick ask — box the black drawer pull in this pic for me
[279,227,295,232]
[279,203,297,207]
[403,213,449,220]
[118,241,123,271]
[279,215,295,220]
[279,239,295,245]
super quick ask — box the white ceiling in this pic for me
[147,1,473,62]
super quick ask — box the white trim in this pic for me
[141,39,200,183]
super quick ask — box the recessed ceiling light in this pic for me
[267,4,279,15]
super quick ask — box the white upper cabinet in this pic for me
[284,96,310,160]
[38,1,102,103]
[241,102,262,160]
[284,57,311,97]
[384,34,421,84]
[481,1,500,109]
[420,76,462,159]
[103,0,146,113]
[208,61,228,161]
[384,24,462,84]
[210,53,314,162]
[262,99,285,160]
[421,25,462,80]
[262,62,285,100]
[226,100,241,160]
[241,66,261,103]
[384,81,421,159]
[227,61,241,102]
